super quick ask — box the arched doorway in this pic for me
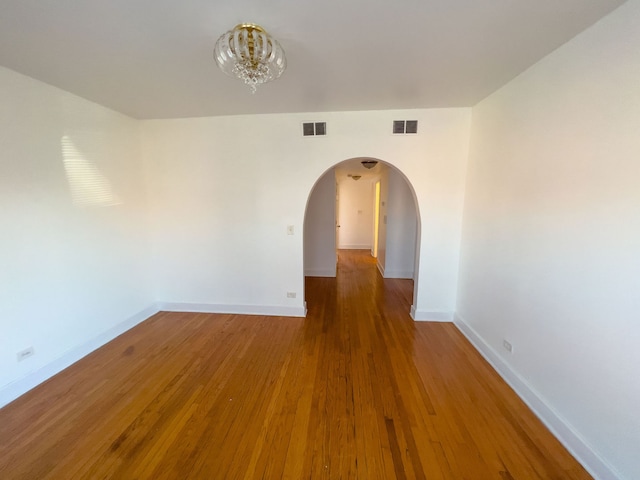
[303,157,421,317]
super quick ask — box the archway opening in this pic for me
[303,157,422,318]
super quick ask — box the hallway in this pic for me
[0,250,590,479]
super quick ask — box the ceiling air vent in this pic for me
[303,122,326,136]
[392,120,418,135]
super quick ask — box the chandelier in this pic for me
[214,23,286,93]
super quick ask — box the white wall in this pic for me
[142,108,471,320]
[457,2,640,479]
[375,166,389,274]
[304,170,336,277]
[0,66,155,406]
[384,168,418,279]
[337,176,374,249]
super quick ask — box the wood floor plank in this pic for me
[0,250,592,479]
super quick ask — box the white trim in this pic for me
[0,304,160,408]
[383,270,414,279]
[158,302,307,318]
[304,268,336,277]
[376,261,385,277]
[411,310,453,322]
[338,244,372,249]
[453,313,620,480]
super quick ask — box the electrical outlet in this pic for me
[286,292,296,298]
[286,225,294,235]
[17,347,34,362]
[502,339,513,353]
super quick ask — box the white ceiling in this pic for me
[0,0,625,119]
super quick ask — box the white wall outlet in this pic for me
[502,339,513,353]
[17,346,35,361]
[286,292,296,298]
[286,225,294,235]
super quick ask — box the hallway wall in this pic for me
[384,168,418,279]
[304,171,336,277]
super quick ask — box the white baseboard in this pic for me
[338,244,371,250]
[410,308,453,322]
[376,261,385,277]
[453,313,620,480]
[383,270,414,279]
[0,304,160,409]
[304,268,336,277]
[158,302,307,318]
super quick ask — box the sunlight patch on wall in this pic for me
[61,135,121,207]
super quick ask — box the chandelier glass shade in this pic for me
[214,23,286,93]
[361,160,378,169]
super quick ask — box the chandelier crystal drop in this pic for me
[214,23,286,93]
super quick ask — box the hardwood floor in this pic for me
[0,250,591,479]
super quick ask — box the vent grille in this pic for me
[303,122,326,136]
[392,120,418,135]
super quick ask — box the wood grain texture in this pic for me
[0,250,591,479]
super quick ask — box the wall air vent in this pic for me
[392,120,418,135]
[303,122,327,136]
